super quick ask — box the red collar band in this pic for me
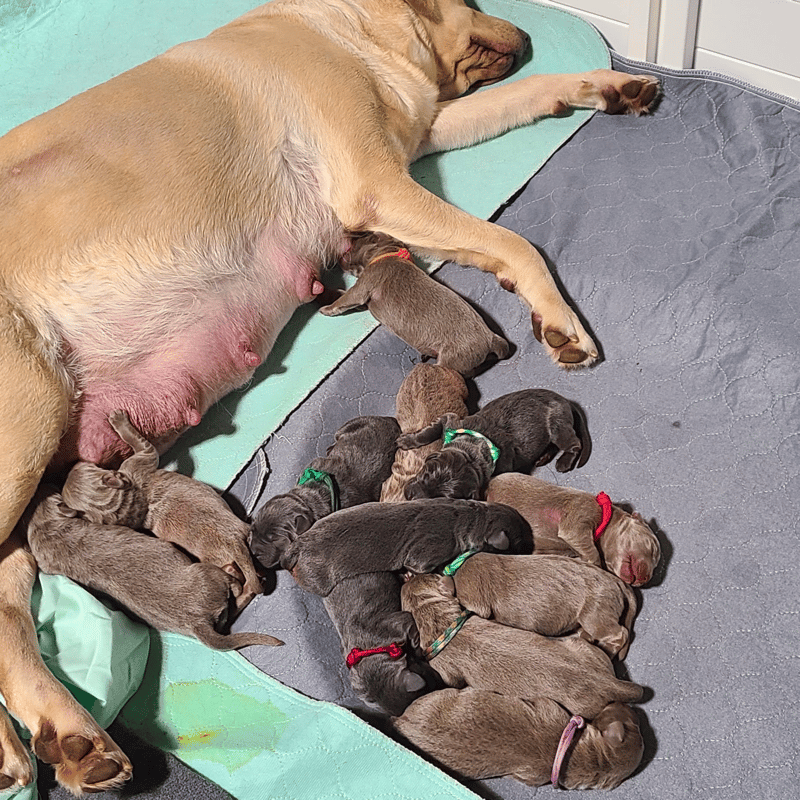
[594,492,612,541]
[367,248,413,265]
[346,642,404,669]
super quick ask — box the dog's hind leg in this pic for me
[335,170,597,367]
[0,532,133,795]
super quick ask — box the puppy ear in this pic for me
[101,472,126,489]
[439,575,455,595]
[486,530,510,550]
[56,500,79,518]
[402,672,427,693]
[293,513,313,536]
[602,720,625,743]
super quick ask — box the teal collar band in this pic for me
[441,549,479,577]
[425,610,473,659]
[442,428,500,466]
[297,468,339,512]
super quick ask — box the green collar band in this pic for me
[425,610,473,659]
[441,549,479,577]
[442,428,500,466]
[296,468,339,512]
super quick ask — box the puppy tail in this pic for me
[615,679,645,705]
[491,333,510,361]
[195,628,284,650]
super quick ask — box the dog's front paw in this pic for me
[576,70,660,116]
[531,312,598,368]
[31,720,132,796]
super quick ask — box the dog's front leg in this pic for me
[336,171,597,367]
[0,702,33,791]
[0,533,133,795]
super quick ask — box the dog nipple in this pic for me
[185,407,202,427]
[244,350,261,368]
[311,279,325,296]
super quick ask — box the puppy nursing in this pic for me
[321,233,509,375]
[61,411,262,611]
[24,487,283,650]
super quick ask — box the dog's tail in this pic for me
[194,627,284,650]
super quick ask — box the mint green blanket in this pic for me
[1,2,608,798]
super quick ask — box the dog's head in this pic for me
[404,0,530,100]
[61,462,135,525]
[248,493,317,569]
[404,447,486,500]
[561,702,644,790]
[599,510,661,586]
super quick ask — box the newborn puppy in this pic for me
[24,487,283,650]
[381,364,469,503]
[249,415,402,568]
[401,574,643,720]
[486,473,661,586]
[448,553,637,658]
[397,389,589,500]
[320,233,509,375]
[61,411,261,612]
[282,499,532,597]
[393,688,644,790]
[323,572,440,716]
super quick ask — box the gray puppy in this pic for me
[381,364,469,503]
[249,415,402,569]
[319,233,509,375]
[323,572,441,716]
[397,389,590,501]
[61,410,261,611]
[486,473,661,586]
[446,553,637,658]
[393,688,644,790]
[24,487,283,650]
[401,574,643,720]
[282,499,532,597]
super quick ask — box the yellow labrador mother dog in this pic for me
[0,0,658,791]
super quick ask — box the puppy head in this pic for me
[341,232,406,274]
[349,655,430,716]
[21,484,77,533]
[405,0,529,100]
[599,510,661,586]
[404,449,485,500]
[563,703,644,790]
[248,493,315,569]
[61,462,132,522]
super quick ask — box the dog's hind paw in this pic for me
[31,720,132,796]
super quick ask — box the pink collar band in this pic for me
[594,492,613,541]
[346,642,404,669]
[551,715,585,787]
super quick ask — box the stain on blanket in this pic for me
[166,679,290,771]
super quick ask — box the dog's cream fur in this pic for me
[0,0,657,790]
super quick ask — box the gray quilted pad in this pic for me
[227,56,800,800]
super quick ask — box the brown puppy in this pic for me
[447,552,637,658]
[0,0,659,787]
[24,487,283,650]
[381,364,469,503]
[486,473,661,586]
[394,688,643,789]
[61,411,261,612]
[401,574,643,719]
[320,233,509,375]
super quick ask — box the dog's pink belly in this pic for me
[51,297,297,470]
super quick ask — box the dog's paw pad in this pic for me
[32,722,132,795]
[604,76,660,115]
[532,314,597,368]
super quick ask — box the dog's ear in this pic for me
[486,529,510,550]
[402,671,427,693]
[55,500,79,518]
[101,471,127,489]
[293,512,314,537]
[602,720,626,743]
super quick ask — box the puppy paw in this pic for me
[531,313,598,368]
[31,720,132,796]
[0,722,34,791]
